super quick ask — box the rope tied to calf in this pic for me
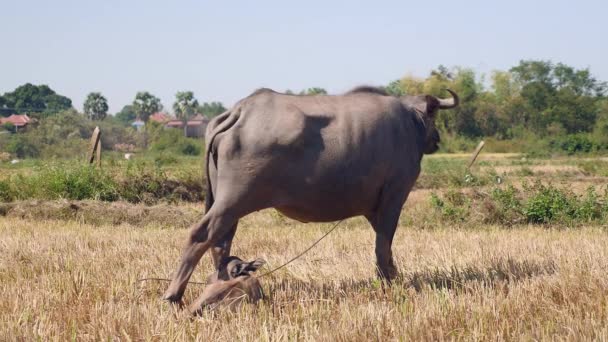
[136,219,344,286]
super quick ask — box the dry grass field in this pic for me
[2,210,608,340]
[2,154,608,340]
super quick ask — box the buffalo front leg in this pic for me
[366,187,407,282]
[163,207,237,303]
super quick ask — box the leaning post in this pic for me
[88,126,102,167]
[467,140,485,171]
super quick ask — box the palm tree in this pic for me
[173,91,199,137]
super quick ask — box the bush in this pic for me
[429,182,608,226]
[0,180,14,202]
[2,122,15,132]
[523,182,574,223]
[150,129,203,156]
[418,157,495,189]
[552,135,595,154]
[430,190,470,222]
[6,135,39,158]
[0,161,203,204]
[19,165,119,201]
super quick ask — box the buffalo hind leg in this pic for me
[366,186,407,283]
[211,223,237,272]
[163,206,237,303]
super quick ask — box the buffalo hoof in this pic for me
[162,293,185,309]
[377,268,398,284]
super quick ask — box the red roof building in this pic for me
[0,114,34,132]
[0,114,31,127]
[149,112,171,123]
[165,114,210,137]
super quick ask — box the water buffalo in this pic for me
[163,86,459,304]
[190,256,265,315]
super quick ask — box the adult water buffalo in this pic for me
[163,86,459,304]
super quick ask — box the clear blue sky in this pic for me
[1,0,606,113]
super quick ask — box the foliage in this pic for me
[132,91,162,123]
[2,122,15,132]
[550,134,597,154]
[83,92,109,121]
[0,109,141,159]
[197,101,226,118]
[0,162,203,204]
[386,60,607,150]
[384,80,405,96]
[5,134,39,158]
[300,87,328,95]
[149,128,202,156]
[173,91,199,136]
[430,190,470,222]
[431,182,608,226]
[0,95,6,115]
[173,91,199,119]
[1,83,72,117]
[114,104,137,125]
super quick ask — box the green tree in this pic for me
[448,68,482,137]
[399,76,425,95]
[83,92,109,121]
[300,87,327,95]
[384,80,404,96]
[173,91,199,137]
[509,60,606,134]
[0,95,7,116]
[132,91,162,123]
[2,83,72,117]
[198,102,226,119]
[114,105,137,126]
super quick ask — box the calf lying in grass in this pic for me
[190,256,265,315]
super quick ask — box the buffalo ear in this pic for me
[425,95,440,119]
[246,258,266,273]
[230,258,266,277]
[230,262,247,278]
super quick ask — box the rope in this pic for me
[136,277,206,285]
[136,219,344,285]
[257,219,344,278]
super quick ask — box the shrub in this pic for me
[6,135,39,158]
[150,129,203,156]
[429,182,607,226]
[551,134,596,155]
[2,122,14,132]
[0,162,203,204]
[0,180,14,202]
[430,190,470,222]
[25,165,120,201]
[522,182,574,224]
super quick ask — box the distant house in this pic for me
[149,112,171,124]
[165,114,209,138]
[131,119,145,131]
[0,114,33,132]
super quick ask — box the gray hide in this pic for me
[164,86,459,304]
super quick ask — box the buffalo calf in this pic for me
[190,257,265,315]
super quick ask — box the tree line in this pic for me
[2,59,607,151]
[0,85,227,125]
[382,61,607,140]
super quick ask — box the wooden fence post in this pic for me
[89,126,101,167]
[467,140,485,171]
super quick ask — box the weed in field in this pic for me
[430,190,470,222]
[430,182,608,226]
[0,161,203,204]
